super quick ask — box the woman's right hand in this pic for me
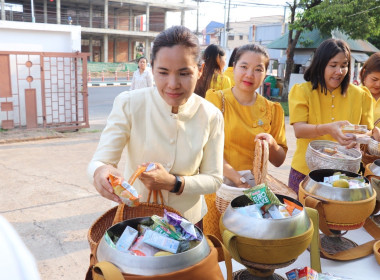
[93,165,122,203]
[327,121,356,147]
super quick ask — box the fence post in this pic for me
[115,71,118,81]
[102,71,104,82]
[88,71,91,82]
[127,70,130,80]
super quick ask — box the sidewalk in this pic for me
[0,117,295,280]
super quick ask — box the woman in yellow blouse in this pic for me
[195,44,231,97]
[223,47,238,87]
[359,52,380,126]
[288,39,374,193]
[203,44,287,238]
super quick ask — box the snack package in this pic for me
[130,236,160,256]
[109,174,141,207]
[164,210,199,241]
[341,124,368,134]
[244,184,281,205]
[235,203,264,218]
[283,198,303,216]
[151,215,184,241]
[297,266,318,280]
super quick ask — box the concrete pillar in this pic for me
[1,0,5,21]
[43,0,47,23]
[89,2,93,28]
[56,0,61,24]
[104,0,108,29]
[146,4,150,32]
[128,39,132,61]
[103,34,109,62]
[129,8,133,31]
[180,9,185,26]
[145,38,150,62]
[89,37,93,62]
[113,38,117,62]
[164,10,168,30]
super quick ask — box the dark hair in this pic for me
[360,52,380,85]
[304,39,351,95]
[151,26,200,68]
[234,44,270,70]
[137,56,147,63]
[195,44,226,97]
[228,48,238,67]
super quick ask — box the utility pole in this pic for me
[222,0,227,48]
[196,0,199,34]
[31,0,35,22]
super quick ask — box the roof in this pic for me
[205,21,224,34]
[267,29,379,53]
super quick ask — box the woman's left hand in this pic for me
[138,163,176,192]
[372,127,380,142]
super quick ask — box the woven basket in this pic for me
[215,140,297,214]
[87,190,181,253]
[361,144,380,166]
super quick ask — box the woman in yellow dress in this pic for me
[195,44,231,97]
[359,52,380,127]
[223,47,238,87]
[288,39,374,193]
[203,44,288,239]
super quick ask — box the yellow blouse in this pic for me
[360,85,380,127]
[223,67,235,87]
[206,88,288,171]
[289,82,374,175]
[209,74,232,91]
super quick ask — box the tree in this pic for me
[281,0,380,101]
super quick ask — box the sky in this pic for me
[168,0,289,32]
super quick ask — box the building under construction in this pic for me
[0,0,196,62]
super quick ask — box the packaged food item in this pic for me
[151,215,184,241]
[109,174,141,207]
[283,198,303,216]
[104,231,116,249]
[297,266,318,280]
[286,269,298,280]
[323,173,367,189]
[154,251,173,257]
[320,147,355,159]
[143,229,180,254]
[164,210,199,241]
[244,184,281,205]
[115,226,138,253]
[130,236,160,256]
[235,203,264,218]
[341,124,368,134]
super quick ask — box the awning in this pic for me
[351,52,369,63]
[278,54,311,65]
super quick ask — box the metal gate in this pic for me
[0,51,89,131]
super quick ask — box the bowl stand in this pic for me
[231,258,295,280]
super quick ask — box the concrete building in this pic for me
[0,0,196,62]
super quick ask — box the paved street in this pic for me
[0,87,295,280]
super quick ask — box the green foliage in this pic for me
[280,102,289,117]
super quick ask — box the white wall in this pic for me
[0,21,81,52]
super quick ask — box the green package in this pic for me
[243,184,281,205]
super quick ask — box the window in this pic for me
[228,35,234,40]
[239,35,243,40]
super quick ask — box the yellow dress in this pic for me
[209,74,231,91]
[203,88,287,240]
[206,88,288,170]
[223,67,235,87]
[360,85,380,127]
[289,82,374,175]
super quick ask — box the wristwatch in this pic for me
[170,175,182,193]
[239,177,247,185]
